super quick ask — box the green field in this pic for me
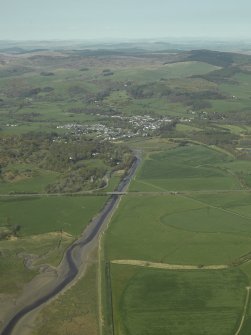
[103,191,251,334]
[105,194,251,266]
[113,61,220,83]
[2,46,251,334]
[0,195,107,295]
[0,170,59,194]
[130,144,244,191]
[0,195,107,236]
[103,140,251,334]
[110,265,247,335]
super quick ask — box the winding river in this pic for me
[1,156,140,335]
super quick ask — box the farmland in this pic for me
[104,192,251,266]
[1,45,251,334]
[0,196,107,236]
[103,140,251,335]
[110,265,247,335]
[0,195,107,298]
[131,144,241,192]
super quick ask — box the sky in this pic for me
[1,0,251,41]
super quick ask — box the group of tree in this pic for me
[0,132,134,193]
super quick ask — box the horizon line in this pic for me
[1,37,251,43]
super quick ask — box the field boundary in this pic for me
[111,259,228,270]
[183,194,251,221]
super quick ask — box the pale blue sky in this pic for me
[1,0,251,40]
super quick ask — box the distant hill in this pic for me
[187,50,234,67]
[0,47,48,54]
[0,47,26,54]
[184,49,251,67]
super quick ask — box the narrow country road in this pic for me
[0,156,140,335]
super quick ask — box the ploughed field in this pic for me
[103,143,251,335]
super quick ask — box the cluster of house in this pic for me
[56,114,173,140]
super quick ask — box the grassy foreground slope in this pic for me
[32,261,99,335]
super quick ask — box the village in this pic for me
[56,114,174,140]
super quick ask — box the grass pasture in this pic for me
[103,140,251,335]
[113,61,220,83]
[0,195,107,296]
[110,265,247,335]
[0,195,107,236]
[132,176,239,192]
[105,194,251,266]
[220,73,251,101]
[131,144,241,192]
[0,170,59,194]
[239,296,251,335]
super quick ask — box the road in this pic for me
[0,156,140,335]
[234,287,251,335]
